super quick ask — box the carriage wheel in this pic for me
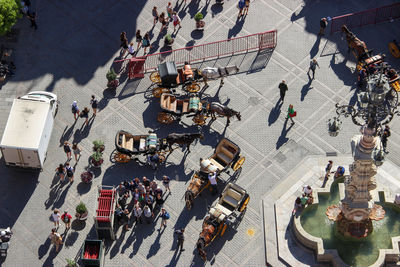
[113,152,131,163]
[150,71,161,83]
[152,87,170,98]
[192,114,207,125]
[239,194,250,212]
[186,83,201,93]
[389,42,400,58]
[157,112,175,124]
[233,156,245,171]
[220,224,227,236]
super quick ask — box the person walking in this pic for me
[120,31,129,57]
[278,80,288,102]
[71,101,80,120]
[147,153,159,170]
[61,211,72,231]
[237,0,245,18]
[136,30,143,50]
[381,125,391,153]
[172,12,181,31]
[27,11,38,30]
[143,205,153,224]
[72,143,81,161]
[142,33,152,54]
[128,42,135,56]
[55,164,65,182]
[167,2,173,20]
[51,209,61,228]
[90,95,98,116]
[121,209,130,230]
[319,18,328,35]
[159,12,168,32]
[49,228,63,252]
[152,6,159,25]
[63,141,72,160]
[65,163,74,183]
[307,58,320,79]
[286,104,296,125]
[133,204,143,225]
[208,172,218,196]
[162,175,171,194]
[80,107,90,126]
[159,208,170,229]
[325,160,333,179]
[243,0,250,16]
[174,228,185,251]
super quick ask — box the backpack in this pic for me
[66,167,73,177]
[164,212,170,219]
[71,105,78,113]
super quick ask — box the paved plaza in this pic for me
[1,0,400,266]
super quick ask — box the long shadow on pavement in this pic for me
[268,99,283,126]
[276,119,294,150]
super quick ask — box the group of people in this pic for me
[113,175,172,230]
[49,209,73,252]
[292,185,313,215]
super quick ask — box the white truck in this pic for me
[0,91,58,170]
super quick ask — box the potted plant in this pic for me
[91,151,104,167]
[194,12,205,30]
[81,170,94,184]
[75,202,88,221]
[65,258,77,267]
[92,140,105,152]
[164,34,174,47]
[106,68,119,89]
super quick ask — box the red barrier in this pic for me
[330,3,400,34]
[115,30,277,78]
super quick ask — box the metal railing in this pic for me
[330,3,400,34]
[115,30,277,78]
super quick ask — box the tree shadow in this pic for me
[300,79,313,101]
[268,99,283,126]
[276,119,294,150]
[309,35,321,59]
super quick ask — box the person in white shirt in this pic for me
[128,42,135,56]
[208,172,218,195]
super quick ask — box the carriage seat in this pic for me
[209,204,231,222]
[215,146,234,165]
[200,158,221,173]
[222,188,243,208]
[125,136,134,151]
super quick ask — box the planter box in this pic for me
[81,239,103,266]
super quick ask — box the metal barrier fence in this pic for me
[330,3,400,34]
[115,30,277,78]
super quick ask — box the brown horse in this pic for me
[341,25,369,60]
[196,216,217,261]
[185,173,209,210]
[206,102,241,126]
[166,132,203,153]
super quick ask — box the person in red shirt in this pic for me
[61,211,72,230]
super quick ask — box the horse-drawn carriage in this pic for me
[196,182,250,261]
[150,62,202,97]
[185,138,245,210]
[150,62,240,97]
[113,130,168,163]
[157,93,209,125]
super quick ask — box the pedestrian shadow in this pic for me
[109,230,127,259]
[45,182,71,210]
[211,3,223,17]
[64,231,79,247]
[276,119,294,150]
[59,122,76,147]
[166,248,183,267]
[42,248,58,266]
[228,18,245,39]
[98,87,117,111]
[268,99,282,126]
[309,35,321,59]
[38,237,51,259]
[146,227,165,259]
[300,79,313,101]
[348,84,359,106]
[72,117,95,144]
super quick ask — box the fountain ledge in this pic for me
[292,183,400,267]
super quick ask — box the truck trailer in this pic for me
[0,91,58,170]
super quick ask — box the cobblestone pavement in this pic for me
[1,0,400,266]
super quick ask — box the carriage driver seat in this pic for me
[200,158,221,173]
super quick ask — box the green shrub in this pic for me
[0,0,22,36]
[165,34,172,43]
[91,151,103,162]
[194,12,204,22]
[106,68,117,82]
[76,202,87,214]
[92,140,104,151]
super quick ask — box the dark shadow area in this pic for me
[309,35,321,59]
[118,77,142,101]
[228,19,245,39]
[64,231,79,247]
[276,119,294,150]
[38,237,51,260]
[72,117,95,144]
[77,181,92,195]
[42,247,58,266]
[45,182,72,210]
[146,226,165,259]
[127,225,155,258]
[98,87,117,111]
[329,54,354,86]
[300,79,313,101]
[71,219,86,231]
[268,99,283,126]
[211,3,223,17]
[59,122,76,147]
[191,30,204,40]
[166,248,183,267]
[247,48,274,74]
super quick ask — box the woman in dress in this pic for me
[136,30,143,50]
[120,31,128,57]
[63,141,72,160]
